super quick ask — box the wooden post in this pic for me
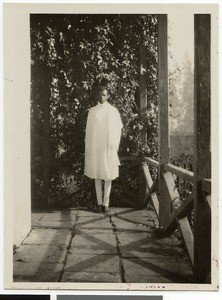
[194,14,211,283]
[139,30,149,207]
[158,14,170,230]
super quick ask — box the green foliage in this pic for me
[30,14,158,207]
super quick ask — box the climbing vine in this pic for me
[30,14,158,208]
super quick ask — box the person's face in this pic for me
[98,89,109,104]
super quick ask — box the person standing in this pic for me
[84,85,123,213]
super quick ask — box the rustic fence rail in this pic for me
[141,155,211,280]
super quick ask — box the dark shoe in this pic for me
[95,205,103,213]
[104,207,112,215]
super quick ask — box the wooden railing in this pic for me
[141,156,211,280]
[154,14,212,283]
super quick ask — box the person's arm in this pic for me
[115,111,123,150]
[85,109,92,151]
[108,109,122,151]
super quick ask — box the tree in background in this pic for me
[169,63,183,132]
[169,54,194,135]
[179,54,194,134]
[169,53,194,165]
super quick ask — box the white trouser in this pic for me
[95,179,112,207]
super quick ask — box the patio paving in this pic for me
[13,207,193,283]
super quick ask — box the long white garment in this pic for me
[84,101,123,180]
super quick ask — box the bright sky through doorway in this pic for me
[168,14,194,68]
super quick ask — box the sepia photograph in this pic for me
[3,3,219,291]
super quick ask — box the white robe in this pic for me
[84,101,123,180]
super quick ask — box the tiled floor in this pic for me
[13,207,193,283]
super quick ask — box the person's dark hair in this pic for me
[97,85,110,95]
